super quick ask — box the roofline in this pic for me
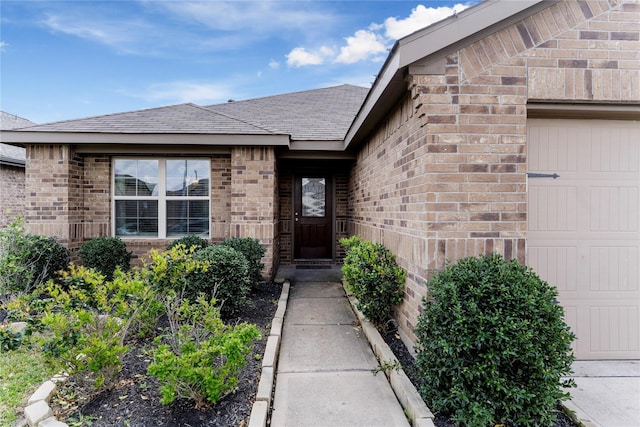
[0,131,291,147]
[344,0,548,148]
[0,156,25,167]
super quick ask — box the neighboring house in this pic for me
[3,0,639,360]
[0,111,34,227]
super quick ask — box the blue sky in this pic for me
[1,1,474,124]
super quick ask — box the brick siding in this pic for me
[0,164,25,228]
[348,0,639,343]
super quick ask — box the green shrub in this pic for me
[192,245,251,317]
[167,235,209,252]
[340,236,406,328]
[219,237,266,283]
[144,245,209,295]
[78,237,132,280]
[0,327,24,352]
[147,294,260,407]
[0,218,70,295]
[32,265,155,390]
[414,254,576,427]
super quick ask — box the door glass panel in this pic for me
[301,177,325,217]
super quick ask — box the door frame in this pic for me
[292,174,335,260]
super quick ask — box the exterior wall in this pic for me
[230,147,278,277]
[24,146,279,276]
[348,0,640,344]
[0,164,25,228]
[25,145,84,252]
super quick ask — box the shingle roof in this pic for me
[10,85,369,143]
[16,103,277,135]
[206,84,369,141]
[0,111,33,166]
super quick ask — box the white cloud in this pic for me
[0,41,7,51]
[269,59,280,69]
[335,30,387,64]
[286,46,334,67]
[384,3,470,39]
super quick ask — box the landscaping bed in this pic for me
[380,330,578,427]
[50,280,281,427]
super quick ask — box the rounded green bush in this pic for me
[414,254,576,426]
[340,236,406,327]
[166,235,209,252]
[219,237,266,284]
[191,245,251,317]
[78,237,132,280]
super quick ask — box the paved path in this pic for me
[270,280,410,427]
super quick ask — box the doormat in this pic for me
[295,265,332,270]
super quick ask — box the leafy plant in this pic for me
[0,326,24,352]
[192,245,251,317]
[78,236,132,280]
[33,265,154,390]
[147,294,260,407]
[167,235,209,252]
[414,254,576,427]
[340,236,406,328]
[219,237,266,284]
[0,217,70,295]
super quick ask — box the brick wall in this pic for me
[230,147,278,277]
[0,165,25,228]
[348,0,639,344]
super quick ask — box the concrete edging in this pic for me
[342,282,436,427]
[248,279,290,427]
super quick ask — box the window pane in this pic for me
[115,200,158,237]
[166,160,209,196]
[302,177,326,217]
[114,159,158,196]
[166,200,209,237]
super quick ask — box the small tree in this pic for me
[414,254,576,426]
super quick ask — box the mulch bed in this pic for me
[49,281,282,427]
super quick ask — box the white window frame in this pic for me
[112,158,211,239]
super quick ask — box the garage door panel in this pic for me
[528,119,640,360]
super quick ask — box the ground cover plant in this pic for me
[414,254,576,427]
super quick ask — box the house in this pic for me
[3,0,639,360]
[0,111,34,227]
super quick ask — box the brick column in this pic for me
[25,144,84,251]
[230,146,278,278]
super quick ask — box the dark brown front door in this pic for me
[294,175,333,259]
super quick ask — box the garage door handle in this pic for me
[527,172,560,179]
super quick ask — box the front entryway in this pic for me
[294,175,333,259]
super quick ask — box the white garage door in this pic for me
[528,119,640,360]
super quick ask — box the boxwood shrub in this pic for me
[414,254,576,426]
[166,235,209,252]
[191,245,251,317]
[219,237,266,284]
[78,237,132,280]
[340,236,406,328]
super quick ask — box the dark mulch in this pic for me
[380,329,577,427]
[49,281,282,427]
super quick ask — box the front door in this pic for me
[294,176,333,259]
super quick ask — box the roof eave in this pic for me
[0,131,291,147]
[344,0,549,149]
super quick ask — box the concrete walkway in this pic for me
[565,361,640,427]
[270,267,409,427]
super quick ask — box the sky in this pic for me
[0,0,475,125]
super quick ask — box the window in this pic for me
[113,159,210,238]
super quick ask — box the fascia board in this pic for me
[0,131,291,147]
[397,0,546,68]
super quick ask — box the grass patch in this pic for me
[0,347,54,425]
